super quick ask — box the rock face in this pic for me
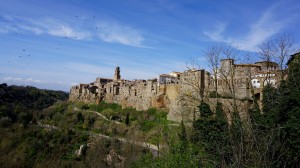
[70,60,282,121]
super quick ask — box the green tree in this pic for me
[193,101,230,165]
[177,120,188,154]
[76,112,84,123]
[277,53,300,166]
[258,53,300,167]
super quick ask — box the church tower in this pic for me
[114,67,121,81]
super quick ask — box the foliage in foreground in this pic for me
[132,54,300,167]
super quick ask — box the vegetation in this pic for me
[0,83,68,127]
[258,53,300,167]
[0,52,299,168]
[0,83,174,167]
[131,53,300,167]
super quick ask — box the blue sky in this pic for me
[0,0,299,91]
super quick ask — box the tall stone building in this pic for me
[114,67,121,81]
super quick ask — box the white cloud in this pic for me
[18,24,44,34]
[33,19,91,40]
[0,16,91,40]
[1,76,70,91]
[203,22,227,42]
[237,8,284,51]
[47,25,90,40]
[3,77,62,85]
[96,21,144,47]
[1,15,145,46]
[203,2,292,52]
[0,23,19,33]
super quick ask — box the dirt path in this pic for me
[73,107,121,125]
[37,122,159,156]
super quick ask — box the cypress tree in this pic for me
[125,112,130,126]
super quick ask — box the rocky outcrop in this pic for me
[105,149,125,168]
[74,144,87,157]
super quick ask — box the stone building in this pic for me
[69,59,282,121]
[212,59,281,100]
[69,67,211,121]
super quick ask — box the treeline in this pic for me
[0,83,68,126]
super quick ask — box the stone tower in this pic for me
[220,59,234,76]
[114,67,121,81]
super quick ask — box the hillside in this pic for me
[0,52,299,168]
[0,84,176,167]
[0,83,68,126]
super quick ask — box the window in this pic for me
[115,87,120,95]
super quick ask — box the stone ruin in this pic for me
[70,60,282,121]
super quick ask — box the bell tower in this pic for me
[114,67,121,81]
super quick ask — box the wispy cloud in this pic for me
[203,22,227,42]
[48,25,90,40]
[0,23,19,33]
[1,15,145,46]
[96,21,145,47]
[237,5,285,51]
[203,2,295,52]
[1,15,91,40]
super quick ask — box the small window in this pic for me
[116,87,120,95]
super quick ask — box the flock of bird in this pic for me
[4,15,101,67]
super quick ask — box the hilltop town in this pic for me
[69,58,283,121]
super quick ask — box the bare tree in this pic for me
[204,44,223,100]
[259,39,275,63]
[218,44,240,113]
[274,33,294,80]
[259,39,276,86]
[259,33,295,83]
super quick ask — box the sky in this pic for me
[0,0,299,91]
